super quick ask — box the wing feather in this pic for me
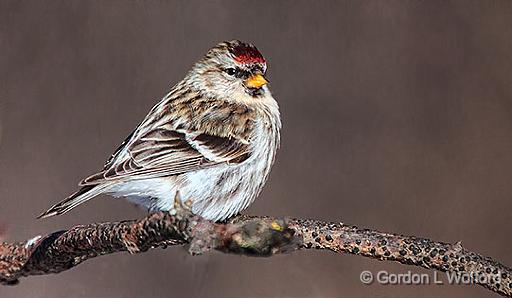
[80,126,251,186]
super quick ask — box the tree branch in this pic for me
[0,204,510,297]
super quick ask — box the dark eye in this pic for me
[225,68,236,76]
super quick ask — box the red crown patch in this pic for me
[230,43,266,64]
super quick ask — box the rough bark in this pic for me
[0,203,510,297]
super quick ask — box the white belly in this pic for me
[106,120,279,221]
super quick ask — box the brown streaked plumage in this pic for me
[39,40,281,221]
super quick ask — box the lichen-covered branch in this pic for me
[0,206,510,297]
[284,218,511,297]
[0,203,298,286]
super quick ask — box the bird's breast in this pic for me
[181,116,280,220]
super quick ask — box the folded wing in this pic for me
[80,126,251,186]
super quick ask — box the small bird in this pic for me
[39,40,281,222]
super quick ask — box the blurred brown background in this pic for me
[1,0,511,297]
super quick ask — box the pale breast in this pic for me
[180,115,280,221]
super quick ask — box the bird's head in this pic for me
[186,40,269,100]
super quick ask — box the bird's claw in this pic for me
[172,191,194,216]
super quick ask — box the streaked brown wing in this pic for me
[80,127,251,186]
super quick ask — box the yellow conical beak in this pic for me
[244,74,268,89]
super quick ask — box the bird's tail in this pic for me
[37,184,109,219]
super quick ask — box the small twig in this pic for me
[0,205,510,296]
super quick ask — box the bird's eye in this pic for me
[225,68,237,76]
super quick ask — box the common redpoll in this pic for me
[39,40,281,222]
